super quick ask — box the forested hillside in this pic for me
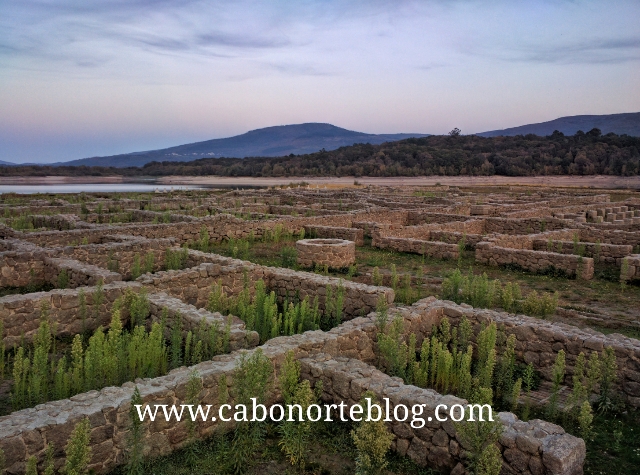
[2,129,639,177]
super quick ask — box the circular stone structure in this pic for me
[296,238,356,269]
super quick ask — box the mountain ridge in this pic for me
[479,112,640,138]
[58,123,429,168]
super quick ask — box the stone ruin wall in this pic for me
[146,292,260,351]
[483,217,568,235]
[303,225,364,246]
[406,298,640,408]
[12,210,410,249]
[475,242,595,280]
[532,240,633,265]
[621,254,640,282]
[43,257,121,288]
[301,355,584,475]
[0,282,141,346]
[3,188,640,474]
[0,238,175,289]
[0,298,590,475]
[142,249,393,319]
[577,228,640,248]
[406,211,470,226]
[56,238,175,279]
[372,236,460,260]
[295,239,357,269]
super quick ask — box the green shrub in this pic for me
[143,252,155,274]
[229,349,273,474]
[351,391,394,475]
[278,379,316,470]
[165,247,189,270]
[25,455,37,475]
[375,294,389,332]
[455,415,503,475]
[597,347,618,413]
[377,316,409,379]
[63,418,92,475]
[131,253,142,280]
[198,225,210,251]
[546,350,565,419]
[442,270,557,317]
[57,269,70,289]
[43,443,55,475]
[280,245,297,268]
[372,267,383,286]
[127,386,144,475]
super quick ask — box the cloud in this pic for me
[502,37,640,65]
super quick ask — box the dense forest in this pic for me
[3,129,639,177]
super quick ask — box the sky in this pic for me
[1,0,639,164]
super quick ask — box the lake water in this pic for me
[0,184,206,194]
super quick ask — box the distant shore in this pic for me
[1,175,639,189]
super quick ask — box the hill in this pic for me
[59,123,429,168]
[4,131,639,178]
[479,112,640,137]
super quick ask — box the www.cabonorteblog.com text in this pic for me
[135,398,494,427]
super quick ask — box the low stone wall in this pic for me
[301,354,585,475]
[141,251,393,319]
[532,240,633,265]
[0,252,46,288]
[296,238,356,269]
[621,254,640,282]
[272,205,350,216]
[430,231,484,249]
[372,236,459,260]
[351,221,377,237]
[267,266,393,317]
[578,228,640,248]
[475,242,595,279]
[484,217,568,235]
[31,214,85,231]
[404,298,640,407]
[0,282,141,346]
[303,225,364,246]
[489,234,535,250]
[43,257,122,288]
[51,237,175,279]
[0,306,587,475]
[131,209,199,223]
[14,209,408,249]
[406,212,469,225]
[146,292,259,351]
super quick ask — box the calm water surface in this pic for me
[0,184,205,194]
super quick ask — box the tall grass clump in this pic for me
[63,418,92,475]
[278,351,318,470]
[9,298,193,410]
[131,254,143,280]
[57,269,70,289]
[206,279,321,344]
[441,269,558,317]
[165,246,189,270]
[228,349,273,474]
[143,252,155,274]
[127,386,144,475]
[351,391,394,475]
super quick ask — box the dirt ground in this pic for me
[2,174,640,189]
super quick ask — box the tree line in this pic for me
[2,129,639,177]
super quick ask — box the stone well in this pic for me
[296,238,356,269]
